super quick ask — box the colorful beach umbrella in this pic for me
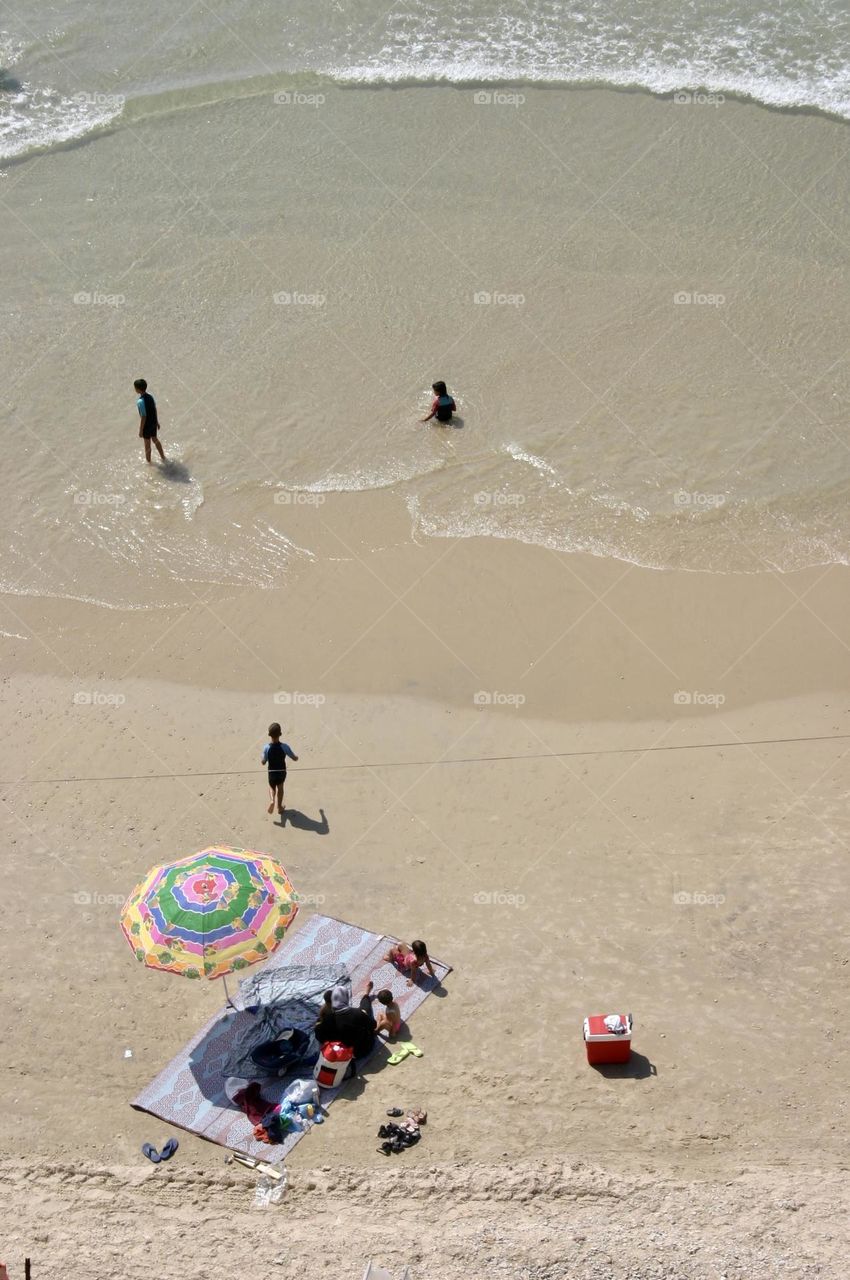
[120,845,298,983]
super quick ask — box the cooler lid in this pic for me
[583,1012,633,1041]
[320,1039,354,1061]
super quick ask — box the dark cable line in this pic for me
[2,731,848,786]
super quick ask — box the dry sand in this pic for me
[1,519,849,1276]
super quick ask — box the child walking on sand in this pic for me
[261,722,298,816]
[384,939,437,986]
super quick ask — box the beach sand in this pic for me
[1,520,849,1275]
[2,74,850,1279]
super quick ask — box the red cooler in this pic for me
[314,1040,354,1087]
[583,1012,633,1064]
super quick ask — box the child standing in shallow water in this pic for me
[261,722,298,816]
[384,939,437,986]
[133,377,166,464]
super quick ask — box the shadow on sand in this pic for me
[280,807,329,834]
[592,1050,657,1081]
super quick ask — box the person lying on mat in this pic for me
[315,991,377,1058]
[384,938,437,986]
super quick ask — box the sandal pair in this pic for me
[142,1137,179,1164]
[387,1041,423,1065]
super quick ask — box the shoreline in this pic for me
[2,530,848,723]
[5,74,849,171]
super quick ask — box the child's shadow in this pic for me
[279,807,329,834]
[387,1018,412,1042]
[157,459,192,483]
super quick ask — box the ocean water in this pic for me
[3,0,850,162]
[2,2,849,606]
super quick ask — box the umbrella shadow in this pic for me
[187,1000,323,1111]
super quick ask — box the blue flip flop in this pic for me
[159,1137,179,1161]
[142,1143,161,1163]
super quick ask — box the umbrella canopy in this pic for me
[121,845,298,980]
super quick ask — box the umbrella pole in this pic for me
[223,974,236,1011]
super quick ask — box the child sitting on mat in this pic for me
[384,939,436,986]
[366,983,402,1037]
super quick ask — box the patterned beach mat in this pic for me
[131,913,451,1164]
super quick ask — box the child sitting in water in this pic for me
[420,380,456,425]
[384,939,437,986]
[364,982,402,1037]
